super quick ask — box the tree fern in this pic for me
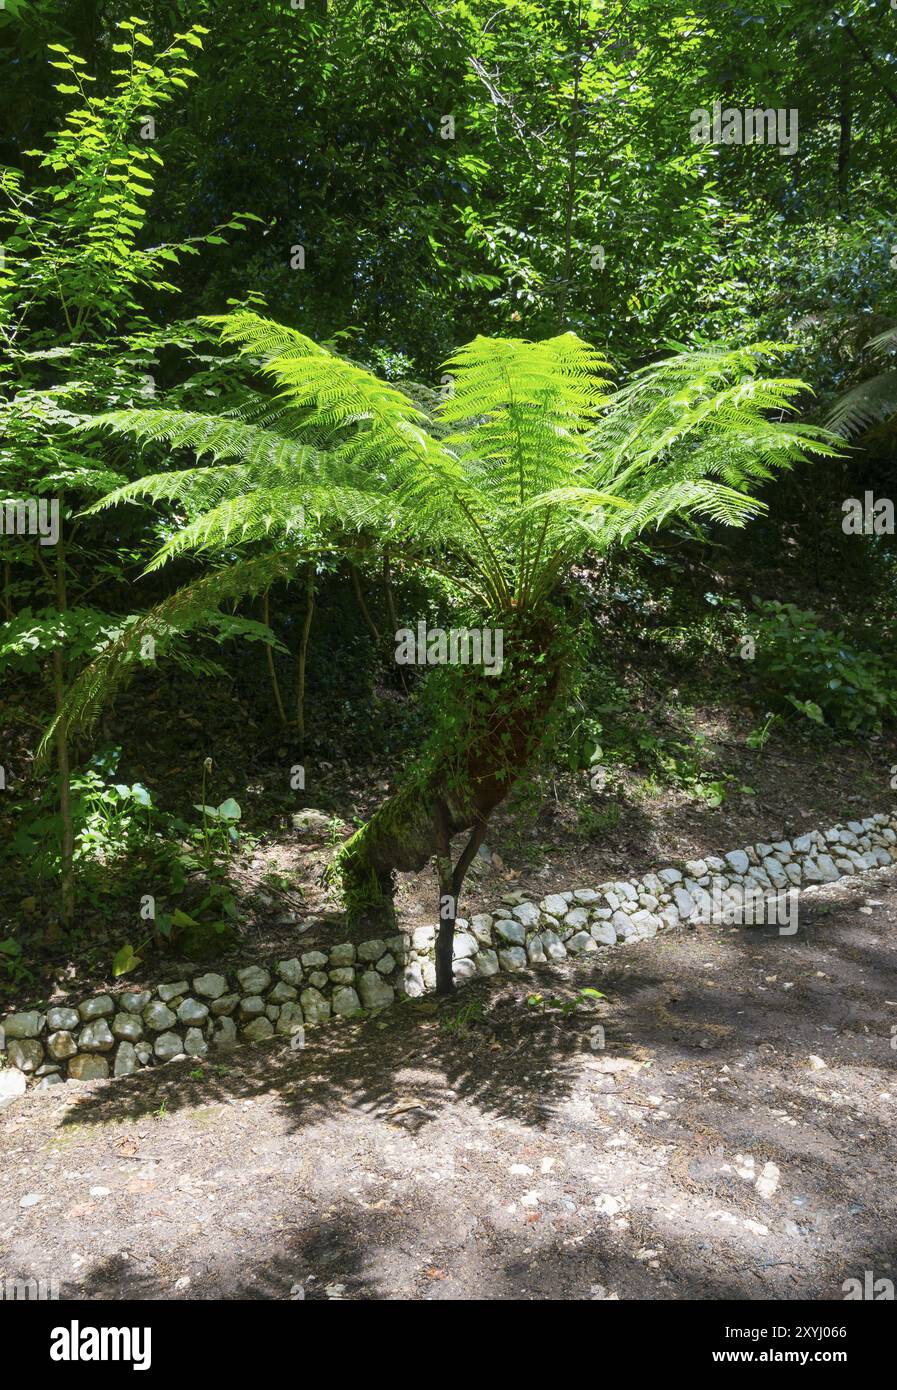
[57,314,840,745]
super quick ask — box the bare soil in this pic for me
[2,862,895,1301]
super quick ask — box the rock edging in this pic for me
[1,811,894,1089]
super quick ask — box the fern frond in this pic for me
[825,369,897,439]
[37,548,316,759]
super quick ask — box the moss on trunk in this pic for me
[332,613,570,938]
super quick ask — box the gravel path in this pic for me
[2,864,895,1301]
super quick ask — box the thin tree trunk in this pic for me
[383,553,408,691]
[557,0,583,326]
[296,562,315,743]
[262,589,288,725]
[434,801,489,993]
[350,561,380,643]
[52,535,74,926]
[434,802,457,995]
[383,554,399,634]
[837,62,852,213]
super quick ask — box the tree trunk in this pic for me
[332,614,567,982]
[296,562,315,744]
[350,560,380,642]
[837,61,852,214]
[262,588,288,726]
[434,806,457,995]
[52,537,75,927]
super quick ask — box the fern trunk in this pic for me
[334,614,568,990]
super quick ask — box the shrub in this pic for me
[753,600,897,734]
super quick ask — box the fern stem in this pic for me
[262,589,288,726]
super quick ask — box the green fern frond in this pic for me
[38,548,315,759]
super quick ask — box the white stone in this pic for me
[46,1007,79,1032]
[672,886,695,919]
[193,973,227,999]
[470,914,493,945]
[68,1054,110,1081]
[177,998,209,1026]
[762,857,788,888]
[114,1042,139,1077]
[495,918,526,946]
[300,988,331,1023]
[47,1031,78,1061]
[274,958,303,987]
[79,1020,114,1052]
[153,1032,184,1061]
[512,901,541,928]
[156,981,188,1004]
[401,963,425,997]
[243,1018,274,1042]
[541,930,567,961]
[121,991,151,1014]
[357,972,394,1009]
[184,1028,208,1057]
[815,854,842,882]
[8,1039,43,1072]
[274,1003,304,1036]
[332,986,362,1015]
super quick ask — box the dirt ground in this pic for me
[2,862,896,1302]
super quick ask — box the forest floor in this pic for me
[2,861,895,1301]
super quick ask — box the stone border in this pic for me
[1,811,894,1092]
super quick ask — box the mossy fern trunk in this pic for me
[334,615,568,991]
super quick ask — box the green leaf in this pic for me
[113,943,140,977]
[171,908,200,928]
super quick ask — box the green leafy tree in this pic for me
[0,16,256,923]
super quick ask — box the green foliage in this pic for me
[48,318,837,752]
[526,988,605,1017]
[0,937,32,993]
[825,326,897,440]
[440,999,485,1036]
[753,601,897,735]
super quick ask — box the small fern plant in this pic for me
[47,314,840,990]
